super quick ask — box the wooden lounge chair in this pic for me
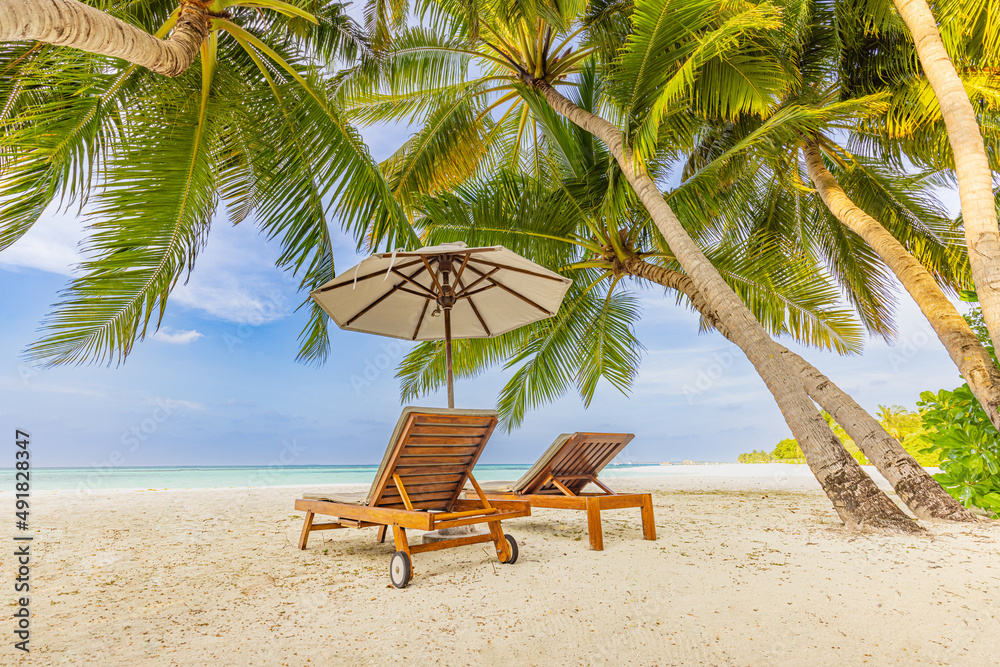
[471,433,655,551]
[294,407,530,588]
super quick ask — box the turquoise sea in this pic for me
[14,463,695,492]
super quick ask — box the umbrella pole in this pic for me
[444,306,455,409]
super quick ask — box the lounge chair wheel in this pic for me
[390,551,411,588]
[501,534,518,564]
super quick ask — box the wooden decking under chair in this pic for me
[294,407,530,588]
[471,433,655,551]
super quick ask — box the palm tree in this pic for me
[670,0,1000,433]
[888,0,1000,351]
[345,0,921,530]
[0,0,413,365]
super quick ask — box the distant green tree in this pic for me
[743,408,936,466]
[772,438,804,462]
[878,405,939,467]
[738,450,776,464]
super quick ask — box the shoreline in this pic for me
[0,463,916,495]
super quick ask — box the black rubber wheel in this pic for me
[501,534,518,564]
[390,550,411,588]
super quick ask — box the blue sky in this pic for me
[0,123,969,469]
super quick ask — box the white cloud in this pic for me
[0,208,86,276]
[143,396,206,411]
[170,279,292,324]
[152,328,204,345]
[162,217,302,324]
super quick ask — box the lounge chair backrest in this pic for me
[366,406,499,511]
[514,432,635,494]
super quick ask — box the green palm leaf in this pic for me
[26,54,222,366]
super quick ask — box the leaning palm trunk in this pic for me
[777,349,976,522]
[803,142,1000,433]
[622,257,974,522]
[532,80,919,532]
[891,0,1000,353]
[0,0,211,77]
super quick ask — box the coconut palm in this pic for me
[886,0,1000,351]
[671,0,1000,433]
[343,0,921,530]
[0,0,413,365]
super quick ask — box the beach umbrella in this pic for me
[311,242,573,408]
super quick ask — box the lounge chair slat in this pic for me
[385,482,461,494]
[395,473,465,484]
[394,464,469,474]
[400,445,482,455]
[412,414,495,425]
[393,456,477,466]
[409,425,491,436]
[382,491,456,503]
[403,436,485,446]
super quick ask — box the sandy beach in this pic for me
[5,469,999,666]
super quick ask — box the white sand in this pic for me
[4,471,999,666]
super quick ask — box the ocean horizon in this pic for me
[8,462,745,492]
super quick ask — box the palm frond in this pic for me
[25,60,222,366]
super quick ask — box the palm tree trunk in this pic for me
[622,257,975,523]
[0,0,211,77]
[803,141,1000,433]
[776,348,977,522]
[892,0,1000,353]
[532,79,919,532]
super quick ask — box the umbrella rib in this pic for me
[412,298,431,340]
[455,253,471,284]
[397,286,434,299]
[314,258,423,293]
[390,267,438,298]
[466,295,491,336]
[463,264,553,315]
[344,264,426,326]
[421,256,444,296]
[345,284,404,326]
[454,267,499,297]
[452,262,490,337]
[468,257,567,282]
[457,284,496,299]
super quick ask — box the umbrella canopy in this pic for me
[311,242,573,407]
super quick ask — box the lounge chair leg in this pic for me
[640,494,656,541]
[298,510,315,550]
[391,525,413,575]
[487,520,511,562]
[377,525,388,544]
[586,497,604,551]
[391,524,409,552]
